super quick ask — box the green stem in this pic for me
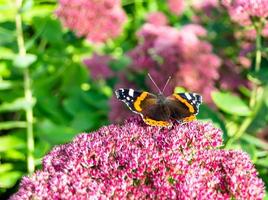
[147,0,158,12]
[134,0,144,19]
[255,25,262,72]
[250,23,262,108]
[15,0,35,174]
[227,22,263,147]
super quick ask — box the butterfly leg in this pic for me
[176,115,196,125]
[176,119,186,125]
[157,127,163,134]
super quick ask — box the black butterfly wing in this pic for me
[115,88,172,127]
[166,92,202,121]
[115,88,151,113]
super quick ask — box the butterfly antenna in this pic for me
[148,73,162,93]
[162,76,171,93]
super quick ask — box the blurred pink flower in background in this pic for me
[235,25,268,40]
[109,96,134,123]
[146,12,168,26]
[56,0,126,43]
[168,0,185,15]
[222,0,252,26]
[83,53,113,80]
[238,42,255,68]
[128,23,221,103]
[240,0,268,18]
[192,0,219,10]
[191,0,219,15]
[219,59,251,91]
[222,0,268,25]
[11,118,264,199]
[262,22,268,36]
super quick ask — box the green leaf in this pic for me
[32,16,63,44]
[3,149,25,160]
[35,94,68,124]
[0,97,36,112]
[264,192,268,200]
[63,95,90,117]
[0,62,11,78]
[0,46,15,59]
[34,140,51,160]
[0,135,25,152]
[0,171,22,188]
[248,67,268,85]
[0,121,27,130]
[255,157,268,167]
[198,104,228,142]
[13,54,37,68]
[212,91,251,116]
[71,112,101,131]
[241,134,268,150]
[241,141,257,162]
[101,85,112,97]
[0,80,14,90]
[20,0,33,13]
[37,120,77,145]
[109,56,131,71]
[238,86,251,98]
[0,26,15,45]
[0,163,13,173]
[263,86,268,108]
[174,86,186,93]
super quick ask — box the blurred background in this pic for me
[0,0,268,198]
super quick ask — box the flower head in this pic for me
[11,118,264,199]
[167,0,185,16]
[56,0,126,43]
[83,53,113,80]
[222,0,268,25]
[238,0,268,18]
[192,0,219,11]
[146,12,168,26]
[127,23,221,103]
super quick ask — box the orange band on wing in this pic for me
[134,92,148,112]
[182,115,196,122]
[144,117,171,127]
[173,94,195,113]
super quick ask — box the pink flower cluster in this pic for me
[167,0,185,16]
[83,53,113,80]
[128,22,221,103]
[221,0,268,72]
[219,59,251,91]
[191,0,219,16]
[192,0,219,11]
[166,0,219,17]
[222,0,268,25]
[11,118,264,199]
[56,0,126,43]
[146,12,168,26]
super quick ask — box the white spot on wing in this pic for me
[129,89,134,97]
[185,93,192,100]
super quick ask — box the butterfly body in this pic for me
[115,88,202,127]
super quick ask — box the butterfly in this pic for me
[115,74,202,128]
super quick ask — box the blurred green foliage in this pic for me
[0,0,267,199]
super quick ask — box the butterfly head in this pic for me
[147,73,171,95]
[156,93,166,102]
